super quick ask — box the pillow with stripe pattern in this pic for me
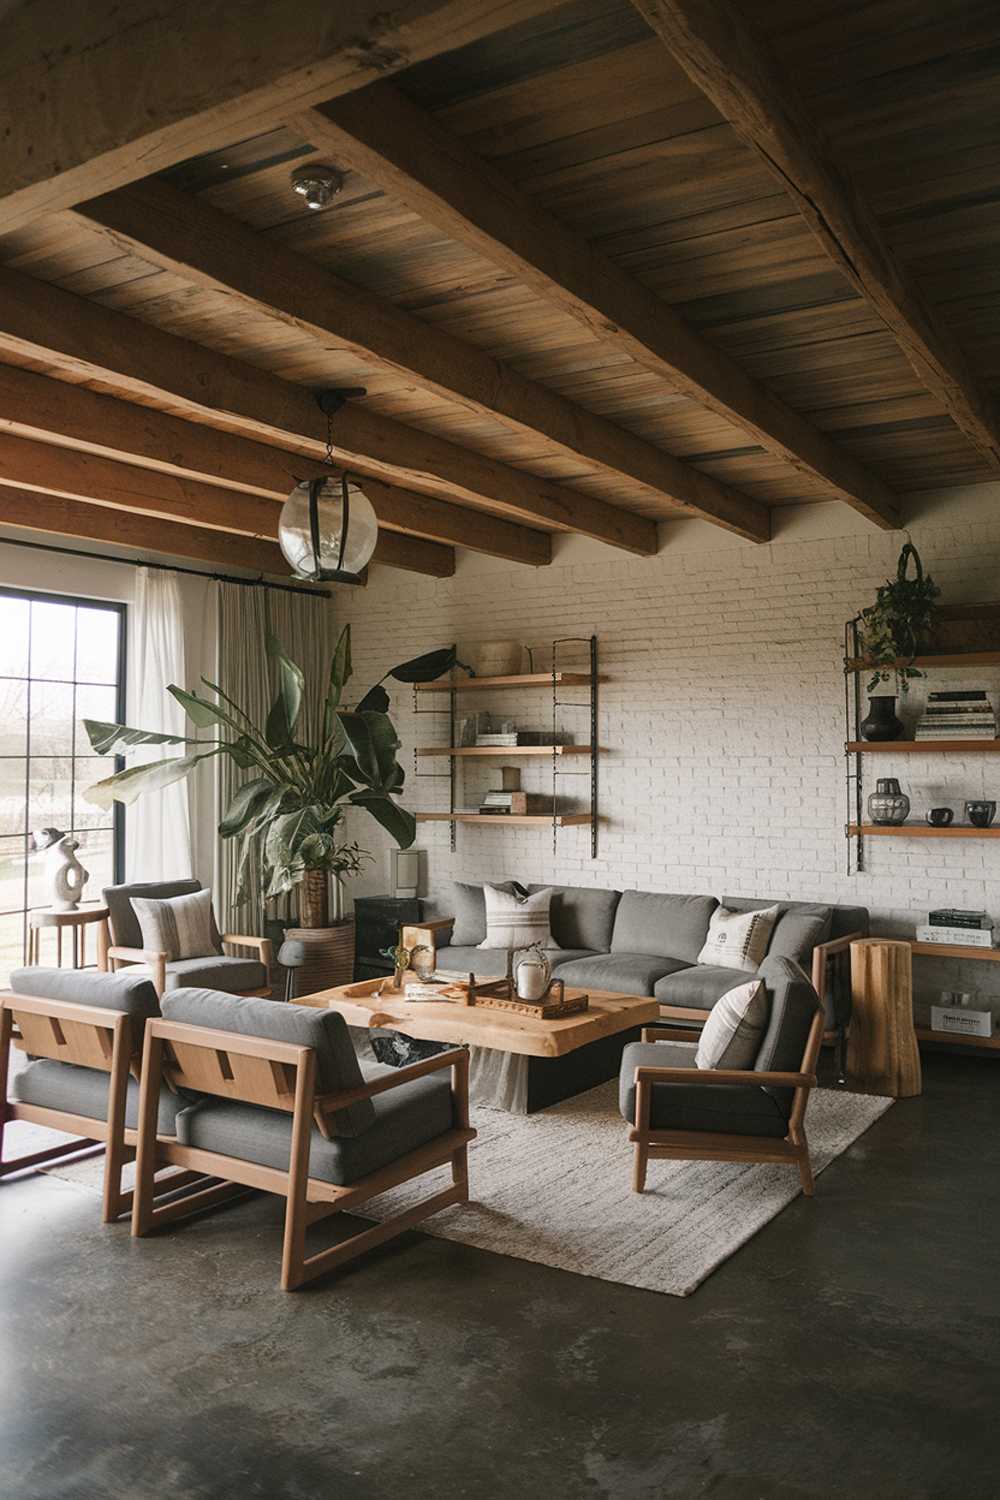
[478,884,554,951]
[131,888,221,961]
[696,979,768,1070]
[696,903,780,973]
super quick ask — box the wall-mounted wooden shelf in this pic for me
[416,744,592,758]
[846,740,1000,753]
[415,811,592,826]
[911,941,1000,962]
[416,671,592,693]
[845,651,1000,671]
[848,823,1000,838]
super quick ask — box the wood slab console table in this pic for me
[847,939,922,1098]
[295,978,659,1113]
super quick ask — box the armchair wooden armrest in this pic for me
[400,918,455,955]
[811,929,865,994]
[106,945,168,996]
[222,933,274,983]
[313,1046,470,1135]
[634,1064,816,1089]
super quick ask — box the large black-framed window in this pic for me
[0,588,126,984]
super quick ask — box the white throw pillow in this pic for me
[131,888,219,961]
[696,904,780,972]
[696,979,768,1070]
[478,884,554,950]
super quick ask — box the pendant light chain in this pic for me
[324,407,336,468]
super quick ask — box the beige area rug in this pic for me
[36,1084,892,1297]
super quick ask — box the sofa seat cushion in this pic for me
[610,891,718,963]
[618,1041,788,1136]
[11,1058,184,1135]
[553,952,689,995]
[436,947,597,976]
[527,884,621,952]
[654,964,755,1011]
[176,1060,455,1187]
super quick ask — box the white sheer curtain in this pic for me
[125,568,194,881]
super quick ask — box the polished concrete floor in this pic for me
[2,1052,999,1500]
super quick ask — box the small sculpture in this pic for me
[31,828,89,911]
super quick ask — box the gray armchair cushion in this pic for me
[753,956,823,1115]
[162,956,266,993]
[10,966,160,1050]
[618,1041,788,1137]
[161,989,375,1137]
[436,946,596,977]
[527,884,620,952]
[176,1059,454,1186]
[103,879,222,952]
[611,891,718,963]
[654,964,750,1011]
[552,952,689,995]
[12,1058,185,1135]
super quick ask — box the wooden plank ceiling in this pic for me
[1,0,999,581]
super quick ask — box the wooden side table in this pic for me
[848,938,922,1097]
[28,907,110,971]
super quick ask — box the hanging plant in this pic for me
[859,542,939,694]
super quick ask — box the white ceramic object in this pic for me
[514,945,552,1001]
[32,828,89,911]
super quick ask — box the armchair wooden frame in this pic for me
[100,927,274,1000]
[0,992,203,1223]
[629,1007,826,1196]
[132,1018,476,1291]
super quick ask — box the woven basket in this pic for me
[467,640,523,676]
[285,919,355,995]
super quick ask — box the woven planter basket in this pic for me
[284,918,355,995]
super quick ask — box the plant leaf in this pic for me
[386,646,457,684]
[327,625,352,711]
[265,634,304,747]
[355,683,390,715]
[219,776,274,837]
[82,751,217,810]
[168,685,234,732]
[83,719,194,755]
[337,711,379,784]
[349,791,416,848]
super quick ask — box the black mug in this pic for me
[927,807,954,827]
[965,799,997,828]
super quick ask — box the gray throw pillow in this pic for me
[766,910,832,966]
[696,979,768,1069]
[131,888,220,960]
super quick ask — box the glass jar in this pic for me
[868,777,910,826]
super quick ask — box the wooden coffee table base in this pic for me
[500,1028,645,1113]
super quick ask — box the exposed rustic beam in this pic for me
[301,87,902,529]
[0,486,293,577]
[0,266,655,555]
[0,432,455,578]
[629,0,1000,469]
[0,363,549,566]
[74,178,769,543]
[0,0,559,234]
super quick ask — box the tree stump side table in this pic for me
[847,938,922,1098]
[27,907,110,971]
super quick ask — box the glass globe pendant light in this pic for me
[278,388,379,583]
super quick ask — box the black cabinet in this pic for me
[353,895,421,981]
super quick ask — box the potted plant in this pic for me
[857,543,939,739]
[82,628,459,986]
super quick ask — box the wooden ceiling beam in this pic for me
[0,431,455,578]
[0,0,560,235]
[0,266,655,555]
[0,363,548,566]
[630,0,1000,470]
[73,177,769,544]
[302,86,902,529]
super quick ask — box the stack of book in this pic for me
[915,908,996,947]
[914,689,997,740]
[474,730,569,747]
[479,789,530,815]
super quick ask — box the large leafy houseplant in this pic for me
[859,542,939,695]
[82,629,459,927]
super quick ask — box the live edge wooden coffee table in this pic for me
[294,978,659,1114]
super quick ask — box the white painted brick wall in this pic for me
[338,493,1000,1016]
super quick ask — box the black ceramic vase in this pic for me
[859,695,903,742]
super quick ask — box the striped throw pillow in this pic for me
[478,884,554,951]
[131,888,220,961]
[695,979,768,1069]
[696,904,780,973]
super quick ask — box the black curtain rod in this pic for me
[0,535,331,600]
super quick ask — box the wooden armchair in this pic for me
[0,969,192,1222]
[100,880,273,999]
[623,958,826,1196]
[132,994,475,1290]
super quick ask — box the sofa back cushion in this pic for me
[528,884,620,951]
[161,989,375,1137]
[10,966,160,1051]
[104,879,221,951]
[755,955,822,1076]
[722,896,870,955]
[611,890,718,963]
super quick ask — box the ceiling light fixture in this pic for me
[278,389,379,583]
[290,163,345,211]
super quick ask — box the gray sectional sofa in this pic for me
[424,881,868,1034]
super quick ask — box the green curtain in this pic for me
[215,581,333,934]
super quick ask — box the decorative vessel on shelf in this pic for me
[926,807,954,827]
[965,799,997,828]
[859,695,904,742]
[868,777,910,825]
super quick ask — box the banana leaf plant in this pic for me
[82,631,463,927]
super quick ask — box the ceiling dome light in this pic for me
[277,388,378,583]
